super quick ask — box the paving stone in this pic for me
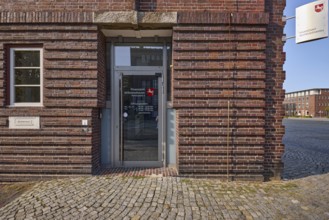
[282,119,329,179]
[1,174,329,220]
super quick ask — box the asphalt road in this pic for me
[282,118,329,179]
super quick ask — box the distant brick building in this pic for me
[0,0,286,182]
[284,89,329,117]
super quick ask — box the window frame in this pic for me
[9,47,43,107]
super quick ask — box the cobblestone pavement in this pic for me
[1,118,329,219]
[1,173,329,220]
[96,167,178,177]
[282,119,329,179]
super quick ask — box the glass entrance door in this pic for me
[121,74,159,161]
[114,69,163,167]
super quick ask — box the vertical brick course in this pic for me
[92,31,106,173]
[264,0,286,180]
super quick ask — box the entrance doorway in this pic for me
[105,41,171,168]
[113,69,163,167]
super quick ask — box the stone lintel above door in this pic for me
[94,11,177,28]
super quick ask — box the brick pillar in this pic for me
[174,11,270,181]
[264,0,286,180]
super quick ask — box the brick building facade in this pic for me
[0,0,286,182]
[284,89,329,117]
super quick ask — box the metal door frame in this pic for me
[112,67,165,167]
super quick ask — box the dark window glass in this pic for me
[115,45,163,66]
[15,87,40,103]
[14,51,40,67]
[121,75,159,161]
[12,49,41,104]
[15,69,40,85]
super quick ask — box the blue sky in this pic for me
[284,0,329,93]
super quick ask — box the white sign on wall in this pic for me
[296,0,328,43]
[9,117,40,129]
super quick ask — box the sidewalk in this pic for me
[285,117,329,121]
[1,173,328,220]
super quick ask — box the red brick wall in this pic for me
[173,12,270,181]
[0,0,135,11]
[264,0,286,180]
[309,96,316,116]
[0,0,264,12]
[0,1,286,181]
[92,31,106,173]
[314,90,329,117]
[284,89,329,117]
[138,0,264,12]
[0,24,104,181]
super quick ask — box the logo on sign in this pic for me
[315,3,324,12]
[146,88,155,97]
